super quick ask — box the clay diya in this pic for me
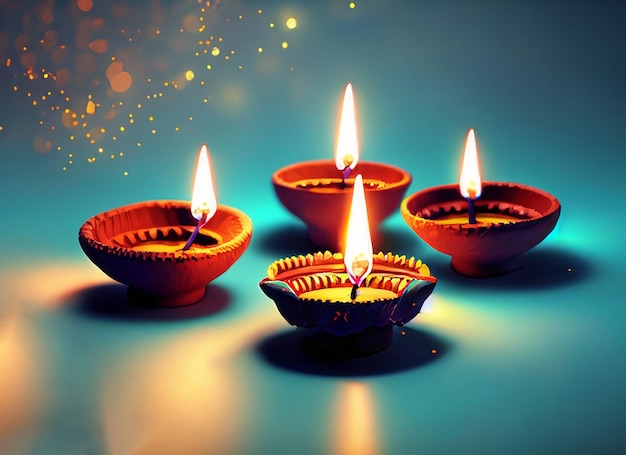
[79,145,253,306]
[272,83,411,251]
[260,175,437,355]
[401,129,561,277]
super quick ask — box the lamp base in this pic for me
[301,325,394,357]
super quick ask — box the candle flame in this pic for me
[459,128,482,199]
[344,174,372,286]
[335,82,359,172]
[191,144,217,221]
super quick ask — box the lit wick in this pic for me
[344,174,373,301]
[181,144,217,251]
[335,82,359,190]
[181,212,210,251]
[459,128,482,225]
[340,154,354,188]
[466,188,477,225]
[350,283,358,300]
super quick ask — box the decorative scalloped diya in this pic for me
[272,83,412,251]
[259,251,436,355]
[401,130,561,277]
[78,145,253,306]
[79,200,252,306]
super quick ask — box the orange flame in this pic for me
[459,128,482,199]
[344,174,372,285]
[191,144,217,221]
[335,82,359,172]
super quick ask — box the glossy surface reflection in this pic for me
[1,1,625,454]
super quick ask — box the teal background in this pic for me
[1,1,625,454]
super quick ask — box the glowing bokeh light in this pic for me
[0,1,303,171]
[77,0,94,13]
[286,17,297,29]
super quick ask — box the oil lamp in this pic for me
[79,145,253,306]
[260,174,436,355]
[271,83,411,251]
[401,129,561,277]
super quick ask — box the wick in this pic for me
[341,167,352,189]
[467,198,477,224]
[181,212,209,251]
[350,283,359,301]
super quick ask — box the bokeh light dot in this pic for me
[77,0,94,13]
[110,71,132,93]
[286,18,297,29]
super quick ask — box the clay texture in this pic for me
[272,160,411,251]
[401,182,561,277]
[79,200,253,306]
[259,251,436,337]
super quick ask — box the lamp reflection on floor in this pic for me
[99,312,281,455]
[331,381,378,455]
[0,311,43,454]
[7,261,110,309]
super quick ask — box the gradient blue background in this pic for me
[1,1,625,454]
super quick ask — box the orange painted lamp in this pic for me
[79,145,253,306]
[401,129,561,277]
[260,174,437,355]
[271,83,411,251]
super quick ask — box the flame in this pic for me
[344,174,372,285]
[459,128,482,199]
[335,82,359,172]
[191,144,217,221]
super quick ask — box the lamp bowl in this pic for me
[401,182,561,277]
[79,200,253,306]
[272,160,411,251]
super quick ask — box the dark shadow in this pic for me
[255,222,318,256]
[256,326,450,377]
[377,224,423,255]
[427,246,591,291]
[65,283,231,321]
[255,221,422,257]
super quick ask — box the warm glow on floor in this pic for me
[331,381,378,455]
[100,312,281,455]
[0,313,42,453]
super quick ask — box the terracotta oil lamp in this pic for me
[79,145,253,306]
[272,83,411,251]
[261,174,437,355]
[401,129,561,277]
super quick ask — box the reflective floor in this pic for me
[1,1,625,454]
